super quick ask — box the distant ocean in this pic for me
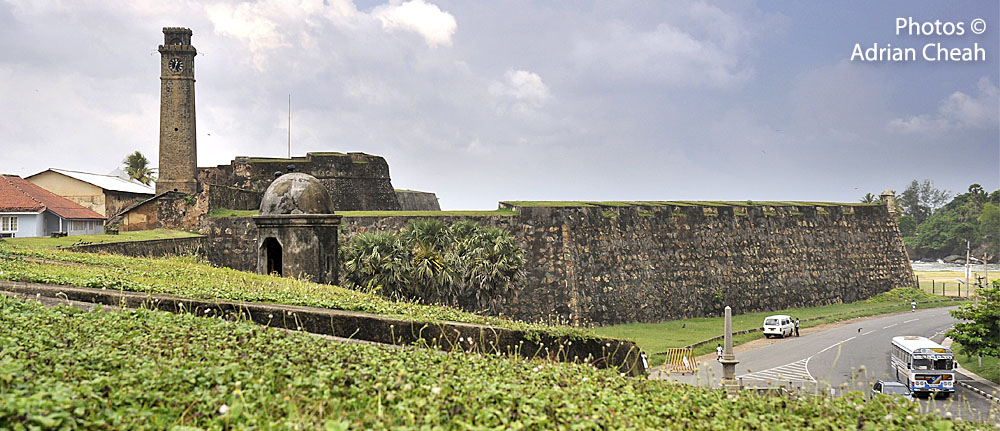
[911,261,1000,272]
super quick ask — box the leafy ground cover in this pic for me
[592,288,962,363]
[0,296,977,431]
[0,242,589,340]
[3,229,200,250]
[207,208,519,217]
[952,341,1000,383]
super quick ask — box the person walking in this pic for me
[911,300,916,312]
[794,318,800,337]
[717,344,723,361]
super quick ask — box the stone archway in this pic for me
[262,237,282,276]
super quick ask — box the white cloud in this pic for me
[202,0,454,70]
[372,0,456,47]
[206,2,286,54]
[489,69,550,116]
[567,1,786,89]
[889,77,999,134]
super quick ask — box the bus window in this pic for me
[912,358,932,370]
[934,359,953,370]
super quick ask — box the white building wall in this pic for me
[0,212,43,238]
[66,219,104,236]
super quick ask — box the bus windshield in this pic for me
[933,358,954,370]
[913,357,953,370]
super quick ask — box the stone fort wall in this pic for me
[197,201,914,326]
[199,152,401,211]
[395,190,441,211]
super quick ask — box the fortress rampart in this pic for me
[197,201,914,326]
[199,152,401,211]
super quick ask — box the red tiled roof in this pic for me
[0,175,106,220]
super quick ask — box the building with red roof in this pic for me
[0,175,105,238]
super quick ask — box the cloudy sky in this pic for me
[1,0,997,209]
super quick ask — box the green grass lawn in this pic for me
[0,242,590,340]
[953,341,1000,383]
[207,208,259,217]
[3,229,200,250]
[592,288,962,364]
[914,270,998,298]
[0,295,971,431]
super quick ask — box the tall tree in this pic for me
[898,179,951,224]
[947,281,1000,358]
[123,151,156,185]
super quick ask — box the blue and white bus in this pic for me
[890,336,955,397]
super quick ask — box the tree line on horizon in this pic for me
[864,180,998,262]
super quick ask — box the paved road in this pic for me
[731,307,998,423]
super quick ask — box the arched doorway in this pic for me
[262,237,282,276]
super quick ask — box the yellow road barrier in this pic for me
[661,348,698,375]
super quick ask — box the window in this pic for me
[69,220,90,231]
[0,216,17,232]
[933,358,953,370]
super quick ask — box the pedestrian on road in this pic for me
[717,344,723,361]
[911,300,916,312]
[794,318,800,337]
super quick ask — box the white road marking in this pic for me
[860,330,875,336]
[738,358,816,383]
[903,318,919,324]
[883,323,898,329]
[817,336,857,354]
[818,344,838,354]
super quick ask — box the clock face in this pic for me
[168,58,184,73]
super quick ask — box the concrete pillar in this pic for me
[720,305,740,391]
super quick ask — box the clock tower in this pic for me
[157,27,198,195]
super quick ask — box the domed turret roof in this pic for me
[259,173,335,215]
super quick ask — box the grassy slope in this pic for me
[0,296,972,431]
[0,242,589,340]
[914,270,999,297]
[4,229,200,250]
[952,341,1000,383]
[592,288,962,362]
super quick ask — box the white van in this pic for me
[763,315,794,338]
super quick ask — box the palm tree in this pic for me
[341,231,409,297]
[455,226,525,313]
[341,219,525,312]
[403,219,457,304]
[123,151,156,185]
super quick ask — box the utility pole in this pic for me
[966,240,971,298]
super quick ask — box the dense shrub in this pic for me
[342,219,524,313]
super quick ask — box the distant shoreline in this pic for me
[911,261,1000,272]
